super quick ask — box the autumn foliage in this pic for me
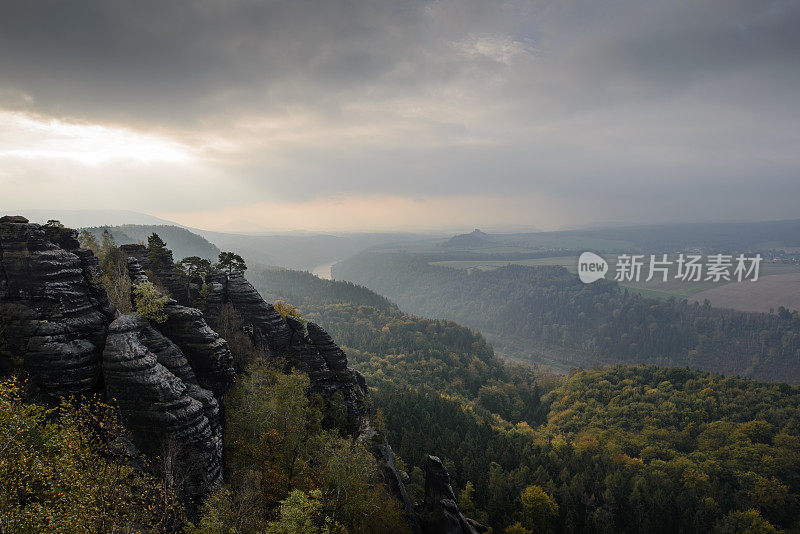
[0,378,183,532]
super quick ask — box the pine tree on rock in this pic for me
[217,252,247,275]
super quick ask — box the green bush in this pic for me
[134,281,168,323]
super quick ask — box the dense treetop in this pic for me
[253,267,800,533]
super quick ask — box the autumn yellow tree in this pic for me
[134,281,168,323]
[0,378,183,532]
[274,300,303,320]
[520,485,558,533]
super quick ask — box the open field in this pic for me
[432,257,800,309]
[690,273,800,313]
[432,256,580,271]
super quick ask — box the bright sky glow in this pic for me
[0,0,798,231]
[0,111,192,166]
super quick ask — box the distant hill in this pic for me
[15,209,179,228]
[253,267,399,312]
[368,219,800,255]
[335,251,800,383]
[440,228,498,249]
[82,224,220,261]
[81,227,137,246]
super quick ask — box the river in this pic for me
[311,260,337,280]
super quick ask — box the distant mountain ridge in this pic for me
[372,218,800,255]
[14,209,180,228]
[82,224,220,262]
[335,251,800,383]
[440,228,498,249]
[493,219,800,252]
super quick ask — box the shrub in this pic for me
[266,489,343,534]
[133,281,168,323]
[0,377,183,531]
[274,300,302,320]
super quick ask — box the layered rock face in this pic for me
[376,439,422,533]
[103,314,224,492]
[120,243,190,306]
[122,251,235,400]
[0,216,115,399]
[205,272,368,436]
[0,218,231,495]
[110,251,234,492]
[205,272,290,353]
[422,456,486,534]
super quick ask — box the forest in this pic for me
[255,267,800,533]
[6,0,800,531]
[5,226,800,532]
[334,253,800,383]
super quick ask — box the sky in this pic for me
[0,0,798,233]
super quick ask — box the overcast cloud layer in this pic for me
[0,0,798,231]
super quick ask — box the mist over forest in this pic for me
[2,1,800,532]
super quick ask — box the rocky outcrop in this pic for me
[0,216,427,528]
[0,217,231,497]
[204,271,424,529]
[100,247,233,496]
[205,272,290,353]
[103,314,223,493]
[421,456,486,534]
[119,243,190,306]
[0,216,115,399]
[205,272,368,435]
[156,303,235,399]
[121,251,235,400]
[375,439,422,533]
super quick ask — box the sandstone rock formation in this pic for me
[421,455,486,534]
[0,218,231,495]
[120,243,190,306]
[110,250,235,492]
[103,314,224,493]
[375,439,422,533]
[122,250,235,399]
[204,272,290,354]
[205,272,368,436]
[0,216,115,399]
[155,303,235,399]
[1,216,427,528]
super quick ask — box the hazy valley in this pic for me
[4,214,798,532]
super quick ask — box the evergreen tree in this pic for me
[180,256,213,278]
[217,251,247,274]
[147,232,174,269]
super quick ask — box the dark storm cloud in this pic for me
[0,0,471,124]
[4,0,793,123]
[1,0,798,226]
